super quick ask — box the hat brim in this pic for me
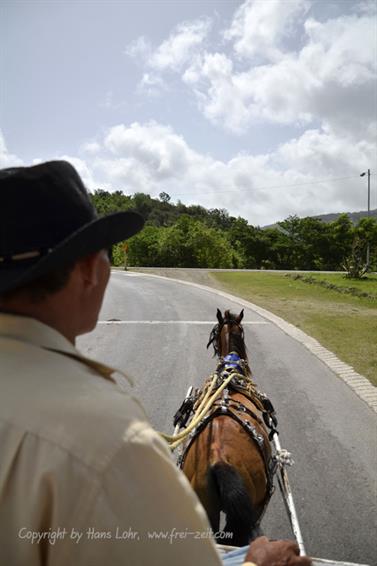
[0,211,144,294]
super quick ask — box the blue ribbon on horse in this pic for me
[221,352,244,375]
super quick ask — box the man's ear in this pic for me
[77,252,102,289]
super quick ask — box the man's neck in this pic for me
[0,302,77,345]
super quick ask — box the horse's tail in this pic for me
[210,462,259,546]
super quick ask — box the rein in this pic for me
[161,351,276,449]
[160,369,235,450]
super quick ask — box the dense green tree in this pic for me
[160,216,235,268]
[131,193,155,220]
[127,225,161,267]
[91,189,132,214]
[127,215,237,268]
[353,217,377,271]
[207,208,234,231]
[276,216,333,270]
[327,214,354,269]
[228,219,268,268]
[91,185,375,271]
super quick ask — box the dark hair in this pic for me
[0,262,75,304]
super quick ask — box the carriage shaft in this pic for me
[273,432,306,556]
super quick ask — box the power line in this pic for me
[173,174,373,197]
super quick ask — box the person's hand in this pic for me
[244,536,312,565]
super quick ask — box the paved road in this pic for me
[78,271,376,565]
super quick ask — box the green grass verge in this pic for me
[210,272,377,387]
[305,272,377,292]
[288,272,377,300]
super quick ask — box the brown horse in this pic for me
[178,309,277,546]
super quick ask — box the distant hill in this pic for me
[313,209,377,224]
[264,209,377,229]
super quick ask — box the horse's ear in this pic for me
[237,309,244,323]
[216,309,223,324]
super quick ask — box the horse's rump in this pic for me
[182,401,272,544]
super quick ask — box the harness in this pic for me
[175,353,278,512]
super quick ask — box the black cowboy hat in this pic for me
[0,160,144,294]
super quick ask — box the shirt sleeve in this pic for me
[59,421,223,566]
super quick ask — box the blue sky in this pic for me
[1,0,376,225]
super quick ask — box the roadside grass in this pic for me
[209,272,377,386]
[288,272,377,299]
[306,272,377,292]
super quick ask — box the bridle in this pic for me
[207,316,244,358]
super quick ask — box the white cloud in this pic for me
[272,129,375,213]
[183,52,256,132]
[125,2,376,143]
[0,131,23,168]
[6,2,374,227]
[149,19,210,71]
[89,121,374,226]
[224,0,309,62]
[103,121,194,182]
[3,119,369,225]
[125,36,151,59]
[126,19,210,73]
[80,141,101,154]
[138,73,167,96]
[184,9,377,137]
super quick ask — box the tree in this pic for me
[127,225,162,267]
[130,193,155,220]
[228,218,267,268]
[355,217,377,268]
[207,208,233,231]
[91,185,372,271]
[91,189,132,214]
[128,215,237,268]
[328,214,354,269]
[159,192,171,204]
[291,217,332,270]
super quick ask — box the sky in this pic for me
[1,0,376,226]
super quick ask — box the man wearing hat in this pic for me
[0,161,311,566]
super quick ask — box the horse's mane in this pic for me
[229,331,247,361]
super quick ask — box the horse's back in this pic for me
[183,408,270,510]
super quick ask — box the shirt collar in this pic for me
[0,313,133,385]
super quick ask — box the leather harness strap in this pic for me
[178,388,276,499]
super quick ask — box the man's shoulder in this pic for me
[0,336,153,473]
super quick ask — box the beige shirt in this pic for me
[0,313,222,566]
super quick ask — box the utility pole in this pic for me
[123,241,129,271]
[360,169,371,269]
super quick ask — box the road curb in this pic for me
[127,271,377,414]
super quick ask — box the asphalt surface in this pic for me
[77,271,377,565]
